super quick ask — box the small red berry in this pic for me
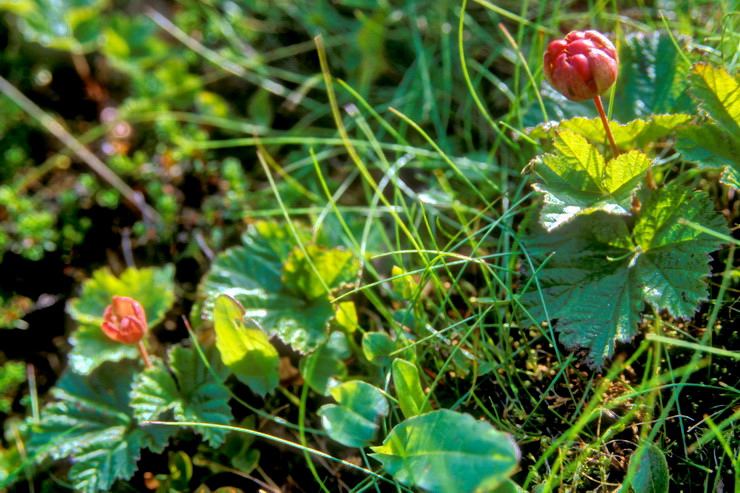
[101,296,147,344]
[543,30,618,102]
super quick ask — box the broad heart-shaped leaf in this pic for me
[633,186,730,319]
[526,114,692,151]
[299,331,351,396]
[392,359,430,419]
[213,294,279,396]
[29,362,173,493]
[523,186,728,367]
[66,265,176,374]
[612,32,695,122]
[626,443,669,493]
[130,345,233,447]
[318,381,389,447]
[688,63,740,141]
[195,221,358,353]
[370,410,520,493]
[526,131,651,230]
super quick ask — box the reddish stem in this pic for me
[593,95,619,158]
[137,341,152,369]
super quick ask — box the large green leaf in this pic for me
[526,115,692,151]
[213,295,279,397]
[30,362,173,493]
[612,32,695,122]
[626,443,669,493]
[526,130,651,230]
[318,381,388,447]
[66,265,176,374]
[130,345,233,447]
[195,221,358,353]
[523,186,728,367]
[688,63,740,140]
[370,410,520,493]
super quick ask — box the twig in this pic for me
[592,95,619,158]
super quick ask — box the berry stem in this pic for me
[593,95,619,158]
[137,341,152,369]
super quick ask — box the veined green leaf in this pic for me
[318,381,388,447]
[523,186,728,367]
[370,410,520,493]
[30,362,173,493]
[282,244,357,300]
[213,295,279,397]
[130,345,233,446]
[527,131,651,230]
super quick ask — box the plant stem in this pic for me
[592,95,619,158]
[137,341,152,369]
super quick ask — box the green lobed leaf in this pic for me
[66,265,175,374]
[523,186,728,367]
[633,186,730,318]
[299,331,351,396]
[318,381,389,447]
[130,345,233,447]
[627,443,669,493]
[213,294,279,396]
[527,130,651,230]
[30,362,173,493]
[195,221,357,353]
[526,114,692,151]
[370,410,520,493]
[688,63,740,140]
[392,358,430,419]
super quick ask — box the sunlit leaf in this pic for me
[526,131,651,230]
[213,295,279,397]
[526,114,692,151]
[318,381,388,447]
[370,410,520,493]
[688,63,740,140]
